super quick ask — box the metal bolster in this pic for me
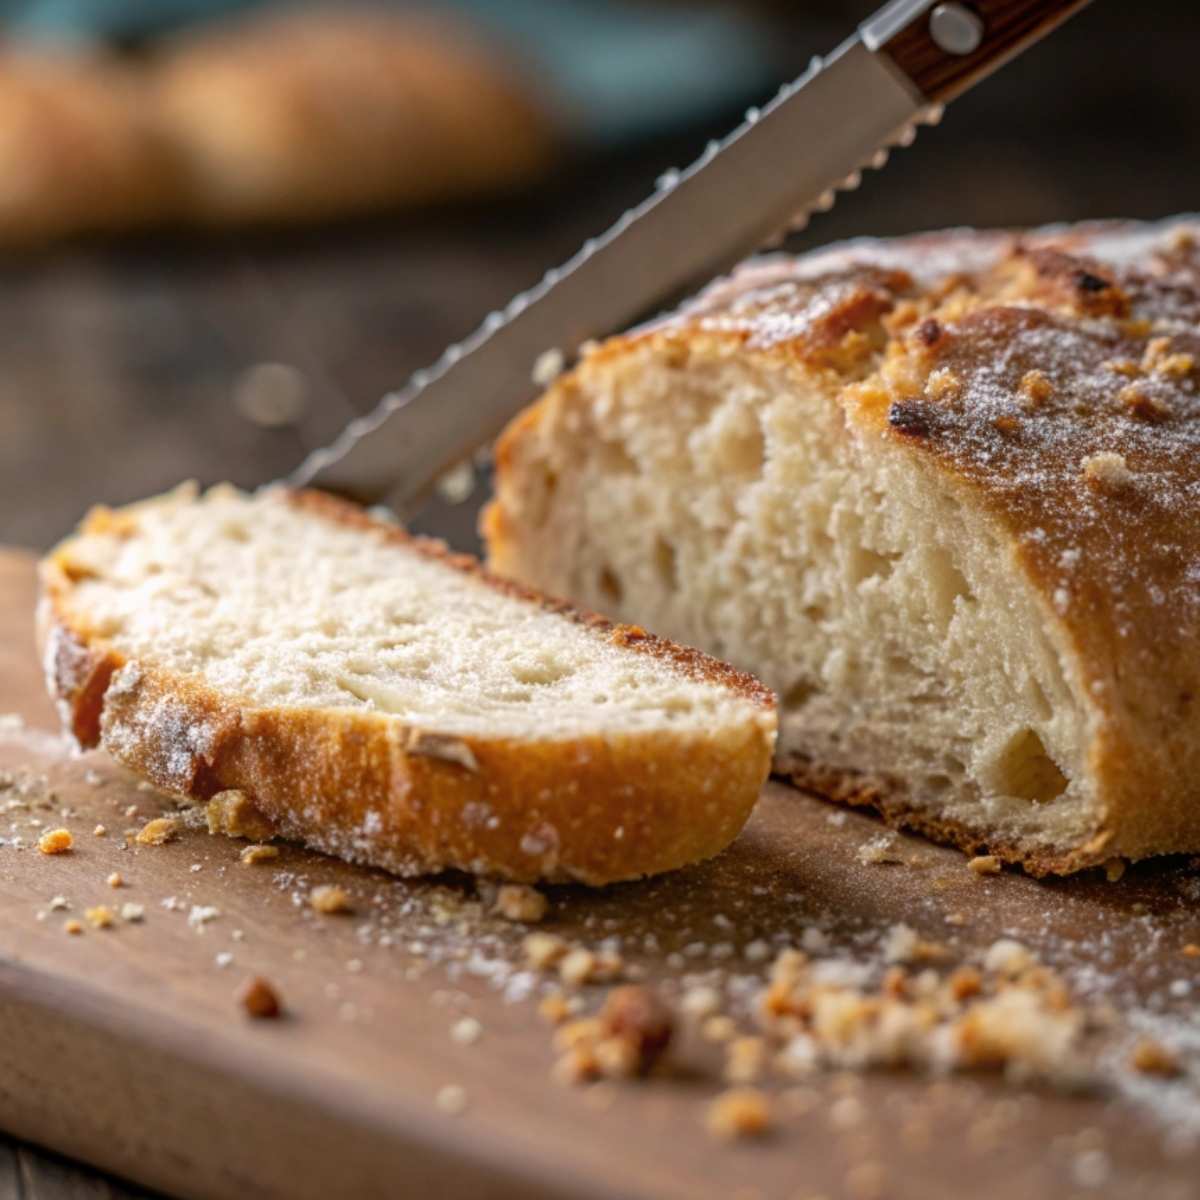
[859,0,937,51]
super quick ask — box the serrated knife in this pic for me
[292,0,1091,514]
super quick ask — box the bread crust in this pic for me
[38,490,775,885]
[487,217,1200,873]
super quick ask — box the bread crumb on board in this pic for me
[238,976,282,1019]
[37,827,73,855]
[241,844,280,866]
[206,789,277,842]
[493,883,548,923]
[63,918,83,936]
[310,884,353,915]
[450,1017,483,1046]
[706,1087,772,1141]
[968,854,1001,875]
[135,817,178,846]
[523,931,567,970]
[84,905,115,930]
[1130,1038,1181,1077]
[551,985,674,1084]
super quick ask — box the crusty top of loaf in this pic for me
[591,218,1200,851]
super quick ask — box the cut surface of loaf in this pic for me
[40,486,775,884]
[486,217,1200,876]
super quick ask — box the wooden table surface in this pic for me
[4,5,1200,1193]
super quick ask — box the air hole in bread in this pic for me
[925,773,953,795]
[849,544,900,585]
[1028,677,1054,723]
[927,547,974,628]
[782,679,818,710]
[599,440,637,475]
[717,422,765,476]
[992,728,1069,804]
[598,566,623,605]
[654,537,678,593]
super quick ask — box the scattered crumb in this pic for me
[1104,859,1126,883]
[681,985,722,1019]
[537,993,577,1026]
[524,932,568,970]
[702,1015,738,1043]
[857,833,903,866]
[1130,1038,1181,1078]
[493,883,548,923]
[206,790,277,842]
[983,938,1035,977]
[239,976,282,1019]
[135,817,178,846]
[968,855,1001,875]
[106,871,123,889]
[1081,451,1133,491]
[188,904,220,930]
[215,951,233,969]
[63,918,83,936]
[49,895,69,911]
[559,947,622,988]
[451,1017,483,1046]
[310,885,352,915]
[435,1084,468,1115]
[120,903,145,922]
[38,828,73,855]
[532,346,566,387]
[725,1036,767,1084]
[240,844,280,866]
[84,905,115,929]
[706,1087,771,1141]
[596,986,673,1077]
[93,824,107,837]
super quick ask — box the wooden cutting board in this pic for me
[1,546,1199,1200]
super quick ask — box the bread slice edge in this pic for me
[37,487,776,885]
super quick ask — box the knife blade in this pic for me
[292,0,1091,514]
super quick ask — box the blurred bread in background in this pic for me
[0,5,555,247]
[0,50,177,244]
[153,8,554,227]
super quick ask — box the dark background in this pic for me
[2,0,1197,553]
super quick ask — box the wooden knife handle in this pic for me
[876,0,1093,103]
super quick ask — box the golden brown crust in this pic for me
[778,756,1108,879]
[488,217,1200,874]
[38,490,775,885]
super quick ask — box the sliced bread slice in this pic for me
[39,485,776,884]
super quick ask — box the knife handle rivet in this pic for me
[929,3,984,55]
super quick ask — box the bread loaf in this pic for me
[486,218,1200,876]
[39,485,775,884]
